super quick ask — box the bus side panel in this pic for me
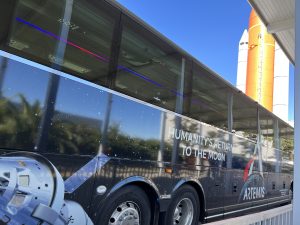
[265,148,291,206]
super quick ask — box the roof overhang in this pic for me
[248,0,295,65]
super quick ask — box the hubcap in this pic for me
[173,198,194,225]
[109,202,140,225]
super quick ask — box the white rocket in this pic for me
[273,42,289,122]
[236,29,248,93]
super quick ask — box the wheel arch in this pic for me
[173,178,206,222]
[107,176,160,197]
[106,176,161,225]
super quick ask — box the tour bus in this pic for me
[0,0,294,225]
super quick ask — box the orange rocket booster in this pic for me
[246,9,275,111]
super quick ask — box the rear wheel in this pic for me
[97,185,151,225]
[161,185,200,225]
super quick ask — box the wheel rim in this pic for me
[173,198,194,225]
[109,201,140,225]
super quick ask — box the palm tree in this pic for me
[47,119,101,155]
[0,95,41,149]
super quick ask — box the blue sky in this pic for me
[116,0,294,122]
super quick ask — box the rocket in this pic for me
[236,29,248,93]
[236,9,289,122]
[273,42,289,122]
[246,9,275,112]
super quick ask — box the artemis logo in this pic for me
[243,187,265,200]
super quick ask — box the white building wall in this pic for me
[236,29,248,93]
[273,42,289,122]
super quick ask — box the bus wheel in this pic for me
[98,185,151,225]
[162,185,200,225]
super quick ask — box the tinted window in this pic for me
[0,55,106,155]
[232,92,257,141]
[2,0,65,63]
[116,14,183,112]
[259,107,275,148]
[46,77,103,155]
[103,94,163,161]
[0,53,170,159]
[0,56,48,151]
[279,122,294,151]
[1,0,117,86]
[182,59,193,115]
[0,1,15,43]
[189,63,228,130]
[279,122,294,170]
[62,0,118,85]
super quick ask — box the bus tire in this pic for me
[97,185,151,225]
[161,185,200,225]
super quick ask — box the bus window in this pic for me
[0,1,14,43]
[46,77,103,155]
[189,63,228,130]
[259,107,275,148]
[232,92,258,141]
[279,122,294,154]
[2,0,118,87]
[0,56,49,151]
[279,122,294,174]
[62,0,118,86]
[2,1,65,65]
[116,14,183,112]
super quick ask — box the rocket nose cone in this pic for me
[250,9,257,19]
[249,9,260,28]
[240,29,249,43]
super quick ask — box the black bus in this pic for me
[0,1,294,225]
